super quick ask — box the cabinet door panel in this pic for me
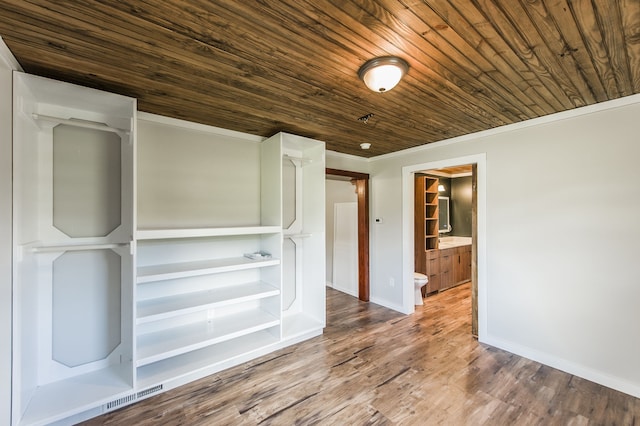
[426,273,440,294]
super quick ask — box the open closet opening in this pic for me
[325,168,370,302]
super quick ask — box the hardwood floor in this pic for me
[84,283,640,425]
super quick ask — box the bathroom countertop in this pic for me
[438,236,472,249]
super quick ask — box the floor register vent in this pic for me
[103,385,164,412]
[137,384,164,398]
[104,394,136,411]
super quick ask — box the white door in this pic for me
[332,202,358,297]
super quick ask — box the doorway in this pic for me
[326,168,370,302]
[415,164,476,335]
[402,154,486,339]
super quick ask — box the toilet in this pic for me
[414,272,428,305]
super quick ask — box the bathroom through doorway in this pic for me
[403,153,485,338]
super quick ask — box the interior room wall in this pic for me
[325,179,358,286]
[137,115,262,228]
[450,176,472,237]
[368,96,640,398]
[325,151,370,173]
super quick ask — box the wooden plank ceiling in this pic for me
[0,1,638,157]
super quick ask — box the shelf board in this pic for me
[136,330,279,389]
[137,281,280,324]
[136,310,280,367]
[18,363,132,426]
[137,257,280,283]
[136,225,281,240]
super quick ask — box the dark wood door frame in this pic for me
[326,168,370,302]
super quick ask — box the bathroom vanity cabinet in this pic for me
[10,72,325,426]
[423,245,471,294]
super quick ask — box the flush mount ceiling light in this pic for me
[358,56,409,93]
[360,142,371,150]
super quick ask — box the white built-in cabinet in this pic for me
[12,72,136,426]
[279,134,326,339]
[11,73,325,426]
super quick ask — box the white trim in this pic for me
[137,111,264,143]
[419,170,473,178]
[0,37,22,71]
[483,335,640,399]
[372,93,640,162]
[401,154,487,340]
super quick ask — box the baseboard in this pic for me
[331,285,358,298]
[369,296,407,314]
[482,335,640,399]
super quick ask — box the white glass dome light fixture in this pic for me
[358,56,409,93]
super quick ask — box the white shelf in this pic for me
[17,363,132,426]
[136,257,280,283]
[136,330,279,389]
[137,281,280,324]
[136,309,280,367]
[136,225,281,240]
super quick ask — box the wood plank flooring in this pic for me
[83,283,640,425]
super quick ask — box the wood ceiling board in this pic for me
[0,0,637,157]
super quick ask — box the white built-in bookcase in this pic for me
[11,73,325,426]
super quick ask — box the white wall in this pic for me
[137,113,263,229]
[326,150,370,173]
[0,37,20,426]
[368,96,640,398]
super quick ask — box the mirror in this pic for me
[439,196,451,233]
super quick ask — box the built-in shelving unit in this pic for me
[11,75,325,425]
[137,256,281,283]
[277,133,326,343]
[16,365,133,426]
[415,174,439,276]
[11,72,136,426]
[134,227,283,382]
[136,281,280,324]
[136,225,281,240]
[137,309,280,366]
[136,331,279,389]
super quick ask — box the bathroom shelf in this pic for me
[415,174,440,264]
[136,257,280,283]
[137,281,280,324]
[136,309,280,367]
